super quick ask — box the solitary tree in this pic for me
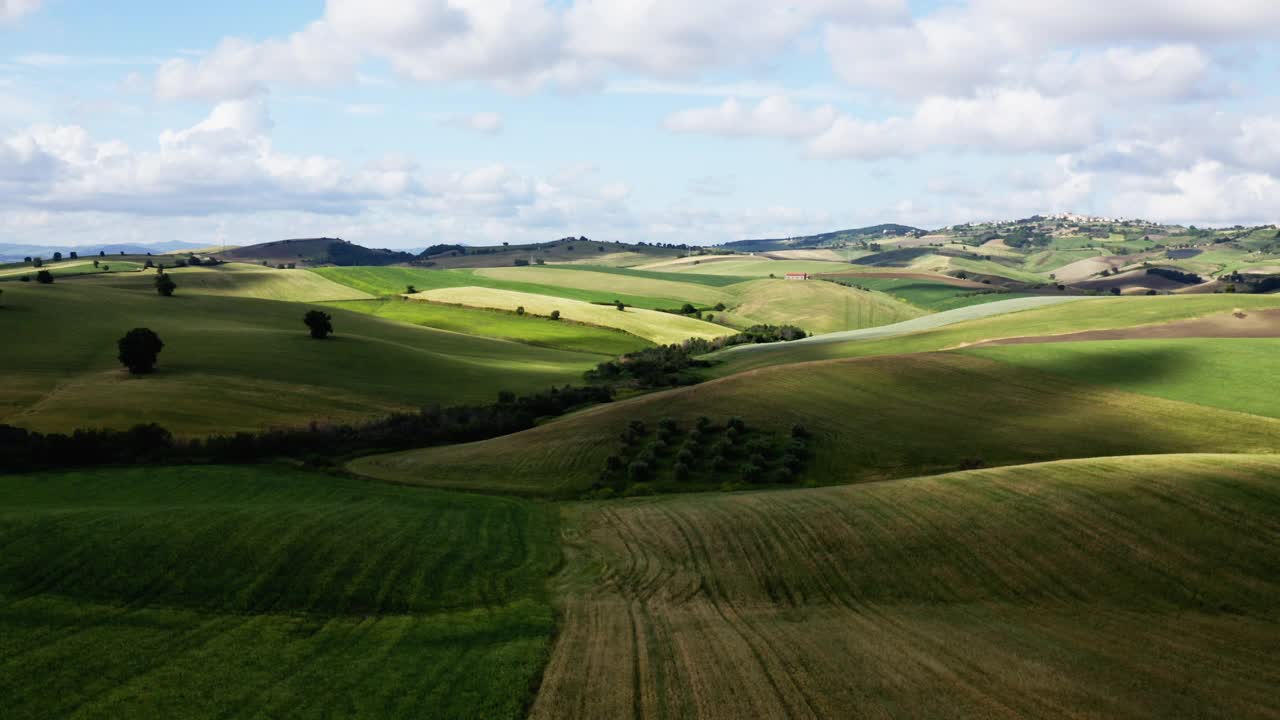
[304,309,333,339]
[615,301,625,311]
[35,270,54,284]
[69,251,78,259]
[550,310,561,320]
[516,306,525,316]
[117,328,164,374]
[32,257,43,268]
[405,285,417,294]
[53,251,63,262]
[155,272,177,297]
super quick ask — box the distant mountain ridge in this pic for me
[722,224,925,252]
[0,241,211,262]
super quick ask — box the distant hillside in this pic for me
[223,238,414,267]
[723,224,924,252]
[415,236,689,269]
[0,241,209,262]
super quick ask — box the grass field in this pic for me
[710,294,1280,376]
[78,263,373,302]
[0,282,600,434]
[473,266,732,305]
[313,266,680,310]
[413,287,729,344]
[348,352,1280,497]
[326,298,651,355]
[726,278,922,334]
[827,275,1035,310]
[534,454,1280,719]
[642,257,853,278]
[0,260,145,279]
[0,465,559,720]
[968,338,1280,419]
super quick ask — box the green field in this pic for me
[711,294,1280,376]
[326,297,651,355]
[0,282,599,435]
[349,352,1280,497]
[829,275,1036,310]
[80,263,373,302]
[0,465,558,720]
[968,338,1280,419]
[313,266,680,310]
[535,454,1280,719]
[412,287,729,344]
[0,260,145,279]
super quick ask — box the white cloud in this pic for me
[439,111,505,134]
[664,96,838,138]
[667,89,1099,158]
[1,0,41,23]
[1111,161,1280,225]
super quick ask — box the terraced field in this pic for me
[412,287,729,344]
[0,282,598,434]
[0,465,559,720]
[349,352,1280,497]
[326,297,650,355]
[534,455,1280,719]
[80,263,372,302]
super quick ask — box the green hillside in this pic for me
[0,465,558,720]
[0,282,598,435]
[535,454,1280,719]
[349,352,1280,497]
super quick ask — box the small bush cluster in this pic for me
[589,417,810,498]
[585,325,807,388]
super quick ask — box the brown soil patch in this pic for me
[973,309,1280,347]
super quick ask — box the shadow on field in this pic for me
[997,344,1196,388]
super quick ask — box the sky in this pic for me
[2,0,1279,249]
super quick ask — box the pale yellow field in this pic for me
[413,287,729,344]
[473,266,731,304]
[727,278,922,334]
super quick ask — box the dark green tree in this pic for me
[304,310,333,339]
[117,328,164,374]
[154,272,177,297]
[35,270,53,284]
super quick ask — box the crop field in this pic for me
[726,278,922,333]
[968,338,1280,419]
[515,263,753,287]
[710,293,1280,375]
[313,265,680,309]
[472,266,733,305]
[81,263,373,302]
[0,282,598,434]
[534,454,1280,719]
[413,287,729,344]
[0,465,558,720]
[326,297,650,355]
[825,274,1033,310]
[646,257,854,278]
[0,260,145,279]
[349,352,1280,497]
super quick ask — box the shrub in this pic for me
[672,463,691,481]
[406,285,417,294]
[154,273,177,297]
[676,448,694,465]
[117,328,164,374]
[35,270,53,284]
[628,460,652,482]
[616,301,625,311]
[680,303,696,315]
[714,302,726,311]
[19,276,30,282]
[695,416,712,431]
[516,306,525,315]
[550,310,561,320]
[304,310,333,339]
[727,416,747,432]
[514,258,529,266]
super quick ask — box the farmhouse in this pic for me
[785,272,810,281]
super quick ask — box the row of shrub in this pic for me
[0,385,613,473]
[585,325,807,388]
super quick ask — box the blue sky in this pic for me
[2,0,1279,248]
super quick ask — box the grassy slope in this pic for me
[0,260,145,279]
[312,266,678,310]
[0,282,599,435]
[725,278,923,334]
[830,275,1035,310]
[326,298,650,356]
[472,266,732,305]
[348,352,1280,497]
[968,338,1280,419]
[710,294,1280,376]
[0,465,557,720]
[79,263,373,301]
[534,454,1280,719]
[413,287,728,344]
[655,258,853,277]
